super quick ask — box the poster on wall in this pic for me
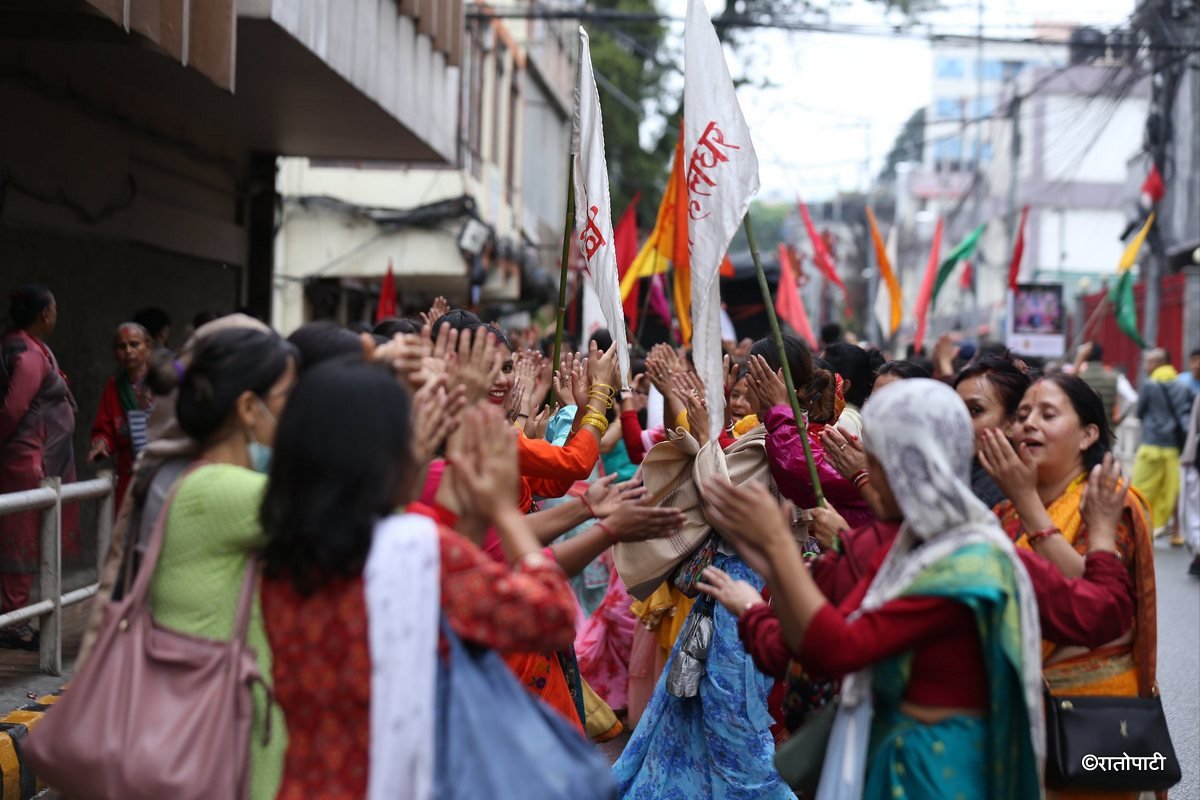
[1006,282,1066,357]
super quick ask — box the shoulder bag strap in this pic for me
[1153,380,1185,436]
[230,556,260,646]
[121,462,205,606]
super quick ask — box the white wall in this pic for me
[1035,207,1128,274]
[1040,95,1148,184]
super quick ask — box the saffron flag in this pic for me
[777,244,817,348]
[684,0,760,435]
[620,140,684,298]
[375,261,397,323]
[614,193,642,328]
[865,207,901,336]
[1007,205,1029,291]
[912,217,944,353]
[931,223,985,308]
[572,27,630,384]
[797,198,847,295]
[1109,212,1154,347]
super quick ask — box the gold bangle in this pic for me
[581,413,609,433]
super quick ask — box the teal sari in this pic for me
[863,543,1041,800]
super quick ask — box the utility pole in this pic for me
[1138,0,1183,357]
[1005,91,1022,267]
[970,0,986,325]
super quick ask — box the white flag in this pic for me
[684,0,760,436]
[573,27,631,385]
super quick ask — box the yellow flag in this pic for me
[620,138,684,300]
[865,207,902,336]
[1118,211,1155,272]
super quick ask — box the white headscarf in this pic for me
[364,513,440,800]
[816,379,1044,799]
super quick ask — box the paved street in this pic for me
[1154,539,1199,800]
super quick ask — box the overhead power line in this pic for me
[465,5,1200,52]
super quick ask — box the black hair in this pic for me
[1086,342,1104,363]
[589,328,614,352]
[1033,373,1114,470]
[1190,348,1200,360]
[953,356,1032,418]
[819,323,842,346]
[374,317,421,338]
[261,360,413,596]
[286,321,363,370]
[876,360,932,381]
[432,309,483,341]
[750,334,838,423]
[866,348,886,375]
[484,324,512,352]
[823,342,873,407]
[133,307,171,339]
[176,328,296,442]
[974,340,1010,362]
[192,311,220,329]
[8,284,53,330]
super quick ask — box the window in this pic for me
[973,96,996,118]
[980,60,1005,81]
[506,70,520,204]
[975,142,994,163]
[1002,60,1025,80]
[491,42,507,168]
[934,97,963,120]
[461,21,485,178]
[935,55,965,78]
[935,137,964,162]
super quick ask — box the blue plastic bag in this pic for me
[434,619,618,800]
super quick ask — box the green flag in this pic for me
[1107,268,1146,347]
[931,223,986,308]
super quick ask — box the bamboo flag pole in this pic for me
[552,166,576,370]
[744,214,826,507]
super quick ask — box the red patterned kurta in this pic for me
[261,513,576,800]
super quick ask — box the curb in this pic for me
[0,691,60,800]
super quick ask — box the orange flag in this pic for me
[776,244,817,348]
[375,260,397,323]
[865,207,901,337]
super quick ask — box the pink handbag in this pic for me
[23,475,269,800]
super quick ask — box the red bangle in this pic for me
[595,521,618,544]
[852,470,870,488]
[1026,526,1061,544]
[580,494,598,518]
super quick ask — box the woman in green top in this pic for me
[147,327,298,799]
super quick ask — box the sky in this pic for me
[648,0,1137,200]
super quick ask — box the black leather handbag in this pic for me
[1043,690,1181,792]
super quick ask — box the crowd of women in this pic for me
[2,280,1190,799]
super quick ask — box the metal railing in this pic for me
[0,472,114,675]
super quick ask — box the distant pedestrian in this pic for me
[1179,348,1200,395]
[1072,341,1138,423]
[1132,348,1196,538]
[1178,392,1200,576]
[0,284,79,648]
[88,322,155,506]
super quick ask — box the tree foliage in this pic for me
[878,106,926,185]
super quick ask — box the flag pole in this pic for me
[553,165,576,370]
[744,213,825,507]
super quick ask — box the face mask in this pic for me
[246,398,276,474]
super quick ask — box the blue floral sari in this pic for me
[612,552,793,800]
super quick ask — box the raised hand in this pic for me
[696,566,765,619]
[447,405,519,518]
[809,505,849,552]
[1080,453,1127,553]
[977,427,1038,505]
[586,339,621,391]
[746,354,790,410]
[600,500,685,543]
[451,327,503,405]
[411,376,462,467]
[819,426,867,480]
[419,296,450,327]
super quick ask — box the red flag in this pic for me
[1007,205,1029,291]
[375,261,397,323]
[959,260,974,291]
[1141,164,1165,204]
[614,193,642,328]
[797,197,848,295]
[912,217,944,354]
[776,243,817,348]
